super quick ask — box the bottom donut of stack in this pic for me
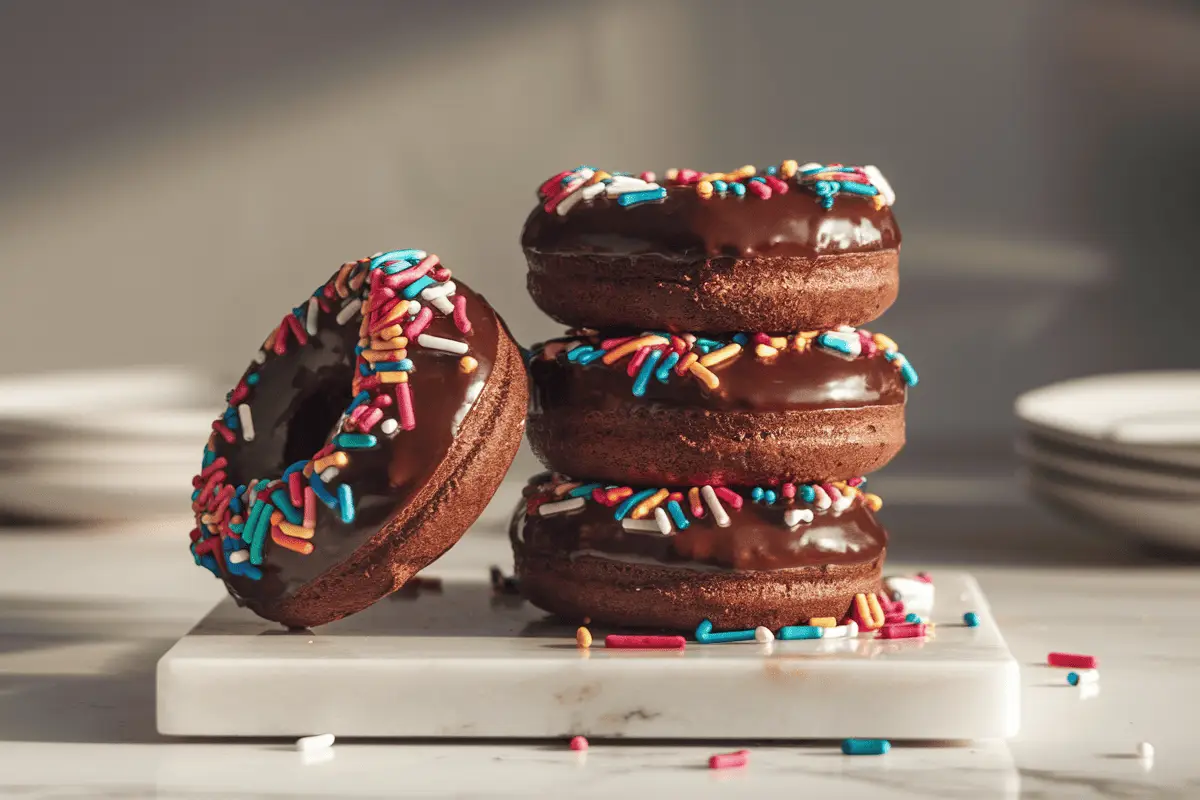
[510,474,887,631]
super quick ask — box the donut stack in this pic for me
[512,161,918,631]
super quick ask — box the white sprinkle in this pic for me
[336,298,362,325]
[430,295,455,315]
[418,334,469,355]
[538,497,585,516]
[1137,742,1154,761]
[825,621,859,639]
[833,494,854,512]
[407,300,421,316]
[320,467,340,483]
[884,576,935,614]
[783,508,814,527]
[700,486,731,528]
[621,518,661,533]
[604,176,653,196]
[295,733,335,752]
[836,325,856,333]
[798,162,822,172]
[653,507,673,535]
[237,404,255,442]
[555,186,588,216]
[863,165,896,206]
[306,298,320,336]
[754,626,775,643]
[421,281,456,301]
[253,350,267,365]
[380,418,399,435]
[580,182,607,201]
[228,550,249,564]
[812,486,832,511]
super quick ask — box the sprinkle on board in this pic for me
[189,250,476,582]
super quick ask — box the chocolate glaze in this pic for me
[529,337,906,414]
[516,480,887,572]
[210,282,499,609]
[521,185,900,260]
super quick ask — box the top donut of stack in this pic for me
[521,161,899,334]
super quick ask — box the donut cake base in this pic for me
[158,536,1019,740]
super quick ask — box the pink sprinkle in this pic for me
[370,394,393,410]
[878,623,926,640]
[747,181,771,200]
[847,477,864,487]
[670,336,688,353]
[713,487,743,509]
[229,380,249,405]
[382,255,438,291]
[452,294,472,334]
[858,330,877,358]
[543,179,584,213]
[676,169,701,184]
[200,457,228,480]
[1048,652,1097,669]
[626,347,650,377]
[360,407,384,431]
[812,484,831,506]
[639,171,656,183]
[397,383,416,430]
[212,420,236,444]
[370,298,404,333]
[915,572,933,584]
[538,170,574,198]
[313,443,336,461]
[592,488,614,506]
[404,306,434,339]
[605,635,686,650]
[318,297,332,313]
[284,313,308,346]
[303,487,317,528]
[709,750,749,770]
[764,175,789,194]
[288,471,304,509]
[781,483,796,499]
[600,335,636,350]
[569,736,588,751]
[822,483,842,503]
[346,404,369,431]
[272,329,289,356]
[752,332,772,345]
[431,266,452,282]
[884,613,907,626]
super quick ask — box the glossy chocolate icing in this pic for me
[515,482,887,572]
[521,185,900,260]
[211,282,499,608]
[529,337,906,414]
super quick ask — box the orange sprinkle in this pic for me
[864,493,883,512]
[867,593,885,628]
[602,335,669,365]
[780,159,798,178]
[588,171,611,184]
[873,333,898,353]
[312,452,349,473]
[376,324,404,341]
[631,489,669,520]
[676,352,699,375]
[459,356,478,373]
[768,336,788,349]
[335,262,354,297]
[698,343,741,368]
[696,180,714,199]
[271,528,314,555]
[362,348,408,363]
[262,326,279,352]
[553,482,580,497]
[605,487,633,504]
[380,371,409,384]
[754,344,780,358]
[371,337,408,350]
[809,617,837,628]
[278,521,315,539]
[270,510,284,526]
[688,361,719,390]
[348,270,366,291]
[688,487,703,516]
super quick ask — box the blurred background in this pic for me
[1,0,1198,542]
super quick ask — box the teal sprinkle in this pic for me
[271,489,302,525]
[566,346,594,363]
[402,275,436,300]
[656,351,680,382]
[838,181,878,196]
[198,553,220,577]
[900,361,919,387]
[335,433,377,449]
[779,625,824,641]
[249,503,273,565]
[617,187,667,207]
[370,250,425,270]
[713,180,728,193]
[339,484,355,524]
[766,165,778,175]
[694,343,713,355]
[229,522,245,535]
[800,484,816,503]
[751,487,764,503]
[579,349,607,365]
[243,499,266,546]
[191,488,201,503]
[568,483,604,499]
[732,333,749,346]
[799,165,826,176]
[749,176,766,184]
[764,489,777,505]
[666,500,689,530]
[632,350,662,397]
[614,489,657,521]
[731,183,746,197]
[818,332,856,355]
[906,613,922,624]
[695,337,723,349]
[247,373,259,386]
[202,448,216,468]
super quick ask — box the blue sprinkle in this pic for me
[247,373,259,386]
[338,484,355,524]
[799,165,827,176]
[402,274,437,300]
[800,484,816,503]
[373,360,413,372]
[202,448,216,468]
[358,363,370,377]
[764,490,777,505]
[231,562,263,581]
[656,351,680,382]
[964,612,980,627]
[900,362,919,387]
[335,433,377,449]
[370,250,425,270]
[842,739,890,756]
[198,553,221,577]
[282,461,308,479]
[310,474,339,509]
[751,487,764,503]
[695,337,723,349]
[355,345,365,356]
[249,504,273,565]
[817,332,856,355]
[271,489,303,525]
[191,488,201,503]
[713,180,728,193]
[566,346,594,363]
[906,613,922,624]
[632,349,662,397]
[568,483,604,498]
[578,349,607,365]
[666,499,689,530]
[732,333,749,346]
[731,183,746,197]
[614,489,658,521]
[348,391,371,412]
[617,187,667,207]
[838,181,878,196]
[766,165,778,175]
[749,176,766,184]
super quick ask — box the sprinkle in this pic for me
[713,487,743,509]
[338,484,355,523]
[404,307,434,339]
[336,298,362,325]
[319,467,340,483]
[303,487,317,528]
[1067,670,1099,686]
[1048,652,1097,669]
[277,521,314,539]
[381,418,399,435]
[456,356,478,374]
[602,335,669,365]
[878,622,926,639]
[694,620,756,644]
[687,487,704,518]
[335,433,377,449]
[575,628,592,649]
[665,499,689,530]
[825,621,859,639]
[451,294,472,334]
[617,187,667,207]
[569,735,589,751]
[842,739,890,756]
[620,518,662,533]
[270,489,303,526]
[312,452,349,473]
[631,489,669,520]
[809,617,837,628]
[963,612,980,627]
[652,507,673,535]
[700,486,730,527]
[708,750,749,770]
[779,625,824,641]
[697,343,741,368]
[271,528,315,555]
[688,361,719,389]
[305,298,320,336]
[606,634,686,650]
[310,474,338,509]
[295,733,335,752]
[228,549,250,564]
[614,488,657,521]
[538,497,585,516]
[754,626,774,643]
[396,383,416,430]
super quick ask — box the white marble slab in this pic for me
[157,571,1018,740]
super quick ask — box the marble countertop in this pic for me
[0,479,1196,798]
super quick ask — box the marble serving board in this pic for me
[157,563,1019,740]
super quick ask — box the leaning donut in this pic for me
[188,249,527,628]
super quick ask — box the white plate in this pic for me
[1017,435,1200,496]
[1016,371,1200,468]
[0,367,214,422]
[1025,467,1200,551]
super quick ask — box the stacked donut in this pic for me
[512,161,918,631]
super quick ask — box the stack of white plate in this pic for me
[0,367,219,523]
[1015,371,1200,551]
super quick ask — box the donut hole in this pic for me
[283,382,354,466]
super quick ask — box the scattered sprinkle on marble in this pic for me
[569,735,589,751]
[963,612,980,627]
[708,749,750,769]
[754,626,775,643]
[295,733,335,752]
[576,626,592,649]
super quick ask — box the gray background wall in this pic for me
[2,0,1197,482]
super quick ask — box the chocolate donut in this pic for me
[189,250,527,628]
[526,328,917,486]
[512,474,887,630]
[522,162,900,333]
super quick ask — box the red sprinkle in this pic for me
[626,347,650,377]
[404,306,434,339]
[878,623,926,639]
[1048,652,1097,669]
[212,420,236,444]
[288,471,304,509]
[600,335,636,350]
[713,487,743,509]
[747,180,771,199]
[200,457,228,480]
[396,382,416,430]
[883,613,908,626]
[452,294,472,334]
[781,483,796,499]
[538,170,574,198]
[605,635,686,651]
[383,255,438,291]
[764,175,789,194]
[708,750,749,770]
[569,736,588,751]
[283,313,308,346]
